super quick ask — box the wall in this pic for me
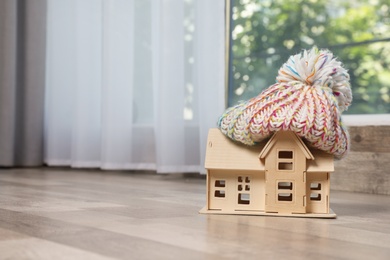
[333,125,390,195]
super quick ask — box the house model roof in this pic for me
[205,129,334,173]
[258,131,314,160]
[307,149,334,172]
[205,129,266,171]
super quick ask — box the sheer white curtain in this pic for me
[44,0,225,173]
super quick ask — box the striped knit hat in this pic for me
[218,48,352,158]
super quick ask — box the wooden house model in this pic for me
[199,128,336,218]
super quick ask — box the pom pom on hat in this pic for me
[218,48,352,158]
[276,48,352,112]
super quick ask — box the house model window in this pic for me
[237,176,250,204]
[214,180,226,198]
[277,150,294,171]
[310,182,322,201]
[277,181,293,202]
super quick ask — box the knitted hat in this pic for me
[218,48,352,158]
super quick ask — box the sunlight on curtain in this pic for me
[44,0,225,173]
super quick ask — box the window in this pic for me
[277,150,294,171]
[277,181,293,202]
[227,0,390,114]
[278,162,293,171]
[278,182,293,190]
[215,180,226,187]
[310,193,321,201]
[214,179,226,198]
[215,190,225,198]
[237,175,251,205]
[279,151,293,159]
[238,193,250,204]
[310,182,322,191]
[278,193,293,202]
[310,182,322,201]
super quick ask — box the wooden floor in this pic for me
[0,168,390,259]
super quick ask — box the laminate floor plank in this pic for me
[0,238,115,260]
[1,168,390,259]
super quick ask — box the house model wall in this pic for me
[200,128,336,218]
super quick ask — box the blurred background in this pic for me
[228,0,390,114]
[1,0,388,178]
[0,0,225,172]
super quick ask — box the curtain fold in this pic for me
[195,0,226,173]
[153,0,187,172]
[0,0,46,167]
[43,0,226,173]
[101,0,135,169]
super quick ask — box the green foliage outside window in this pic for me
[229,0,390,114]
